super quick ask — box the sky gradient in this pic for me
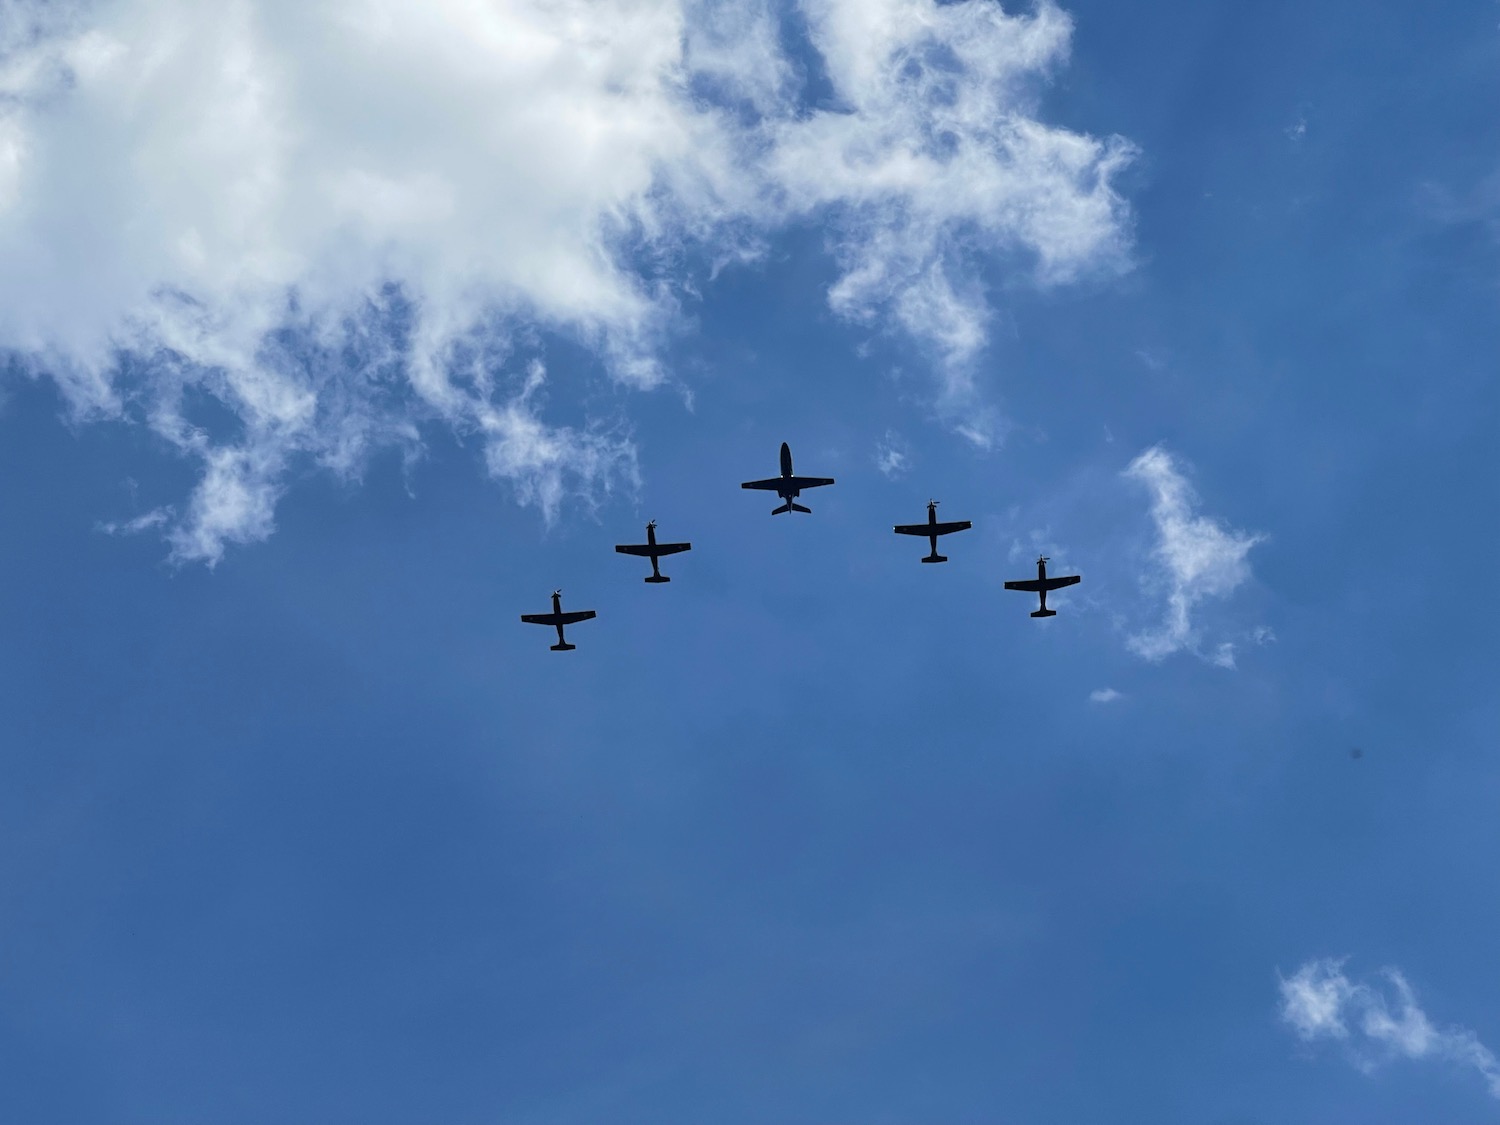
[0,0,1497,1121]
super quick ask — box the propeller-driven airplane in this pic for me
[893,500,972,563]
[1004,556,1081,617]
[614,521,692,583]
[741,442,835,515]
[520,590,597,650]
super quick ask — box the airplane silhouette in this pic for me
[520,590,597,650]
[1004,556,1081,617]
[741,442,835,514]
[893,500,972,563]
[614,521,692,583]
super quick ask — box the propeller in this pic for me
[552,588,562,598]
[1037,556,1049,565]
[647,520,657,530]
[929,498,939,508]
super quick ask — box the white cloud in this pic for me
[1419,168,1500,244]
[97,508,171,536]
[1280,958,1500,1100]
[0,0,1134,561]
[1134,348,1167,372]
[1123,445,1265,665]
[1088,688,1122,704]
[874,429,910,478]
[773,0,1133,409]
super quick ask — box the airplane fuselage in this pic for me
[645,522,662,579]
[1034,562,1051,613]
[774,442,801,501]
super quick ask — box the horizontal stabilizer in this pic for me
[644,575,670,584]
[922,554,947,564]
[550,642,577,651]
[1031,609,1057,618]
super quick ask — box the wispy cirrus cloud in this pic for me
[874,429,911,478]
[1124,446,1265,666]
[1280,958,1500,1100]
[0,0,1134,561]
[1088,688,1123,704]
[774,0,1133,428]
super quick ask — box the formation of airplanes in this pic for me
[522,441,1083,649]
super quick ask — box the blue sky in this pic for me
[0,0,1497,1121]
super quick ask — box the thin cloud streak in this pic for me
[1123,445,1265,666]
[874,430,911,478]
[1280,958,1500,1100]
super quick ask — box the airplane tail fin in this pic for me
[1030,608,1057,618]
[644,575,670,584]
[922,553,947,564]
[550,642,577,651]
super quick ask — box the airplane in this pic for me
[893,500,972,563]
[1004,556,1081,618]
[741,442,835,514]
[614,520,692,583]
[520,589,597,650]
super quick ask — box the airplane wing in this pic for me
[618,542,691,556]
[893,523,930,536]
[931,520,972,535]
[1005,575,1081,593]
[521,610,596,626]
[783,476,834,490]
[741,478,784,491]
